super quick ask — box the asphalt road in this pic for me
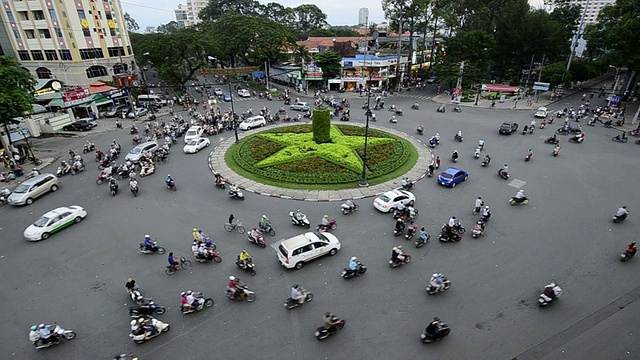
[1,88,639,360]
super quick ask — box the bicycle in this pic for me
[224,220,246,234]
[165,257,192,275]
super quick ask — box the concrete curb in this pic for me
[207,122,434,202]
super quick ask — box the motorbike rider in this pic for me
[249,227,261,243]
[348,256,359,272]
[401,177,412,190]
[483,154,491,165]
[526,149,533,158]
[448,216,459,228]
[451,149,459,161]
[320,214,330,230]
[165,174,174,187]
[343,199,356,212]
[435,156,441,168]
[229,184,239,197]
[391,246,405,263]
[259,215,271,232]
[456,130,463,140]
[500,164,509,176]
[626,242,637,257]
[395,216,406,234]
[228,276,244,299]
[419,227,429,245]
[60,160,71,174]
[425,318,445,338]
[427,164,435,176]
[1,187,11,201]
[543,282,562,301]
[413,102,419,109]
[214,173,223,185]
[615,206,629,220]
[185,290,201,309]
[143,235,154,251]
[417,124,424,134]
[196,229,205,243]
[37,324,56,345]
[140,317,158,336]
[430,273,445,291]
[406,220,418,236]
[294,209,306,222]
[474,197,484,213]
[191,241,200,258]
[407,205,417,220]
[482,206,491,221]
[478,139,485,150]
[322,312,340,332]
[168,252,179,270]
[109,176,119,191]
[291,284,304,304]
[238,249,251,268]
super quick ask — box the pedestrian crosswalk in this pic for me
[396,94,432,100]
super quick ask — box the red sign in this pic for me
[62,89,90,106]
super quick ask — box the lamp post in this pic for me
[209,56,239,143]
[360,52,374,187]
[608,65,619,107]
[140,52,155,119]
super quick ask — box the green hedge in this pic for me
[312,108,331,143]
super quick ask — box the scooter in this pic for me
[248,231,266,248]
[438,227,462,242]
[315,317,345,340]
[195,250,222,263]
[128,301,166,317]
[214,178,226,189]
[421,322,450,343]
[166,180,177,191]
[258,223,276,236]
[130,181,139,197]
[56,165,71,177]
[509,197,529,205]
[83,142,95,153]
[545,136,559,144]
[181,296,214,314]
[341,262,367,279]
[110,182,119,196]
[405,225,417,240]
[228,188,244,200]
[341,202,359,215]
[553,145,561,156]
[284,288,313,309]
[612,213,627,223]
[471,221,485,238]
[612,135,628,143]
[525,153,532,162]
[289,211,311,228]
[411,104,419,110]
[226,286,256,302]
[415,232,430,248]
[538,283,562,307]
[481,157,491,167]
[129,318,170,344]
[317,219,337,232]
[474,148,481,159]
[139,241,166,254]
[426,277,451,295]
[454,133,463,142]
[70,162,85,175]
[236,258,257,276]
[416,125,424,135]
[389,252,411,267]
[30,324,76,349]
[569,135,584,143]
[498,169,509,179]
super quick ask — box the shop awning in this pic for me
[88,81,117,94]
[46,94,94,108]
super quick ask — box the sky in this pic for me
[122,0,545,31]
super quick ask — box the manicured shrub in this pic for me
[312,108,331,143]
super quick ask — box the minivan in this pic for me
[125,141,159,162]
[274,232,341,270]
[137,94,166,107]
[8,173,60,205]
[184,126,203,143]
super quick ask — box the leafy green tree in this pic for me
[0,56,36,138]
[199,0,263,21]
[314,51,342,83]
[332,26,360,37]
[445,30,495,72]
[156,21,181,34]
[569,59,597,82]
[262,3,295,26]
[123,12,139,32]
[293,4,328,31]
[312,108,331,143]
[540,62,570,86]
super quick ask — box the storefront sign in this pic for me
[63,88,90,106]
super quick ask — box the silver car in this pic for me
[125,141,159,162]
[8,173,60,206]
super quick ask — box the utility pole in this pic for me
[395,4,403,92]
[566,0,591,73]
[456,61,464,90]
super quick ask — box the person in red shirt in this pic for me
[626,242,637,257]
[435,156,441,169]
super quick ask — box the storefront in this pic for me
[340,55,406,91]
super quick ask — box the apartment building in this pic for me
[175,0,207,28]
[0,0,135,86]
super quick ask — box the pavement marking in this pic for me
[508,179,527,188]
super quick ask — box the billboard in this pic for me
[62,88,91,106]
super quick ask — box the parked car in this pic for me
[62,120,94,131]
[274,232,341,270]
[290,102,310,111]
[437,167,469,187]
[127,107,149,119]
[105,105,128,118]
[239,116,267,130]
[7,173,59,206]
[183,137,210,154]
[373,189,415,213]
[125,141,159,162]
[23,205,87,241]
[499,121,519,135]
[534,107,548,118]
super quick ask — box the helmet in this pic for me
[242,250,247,253]
[478,196,482,199]
[262,215,267,219]
[167,174,171,177]
[485,206,489,209]
[432,273,438,278]
[127,277,133,282]
[293,284,299,289]
[392,246,398,251]
[181,292,186,296]
[397,245,402,249]
[324,312,332,317]
[144,234,150,238]
[623,206,627,209]
[229,276,235,281]
[631,241,637,246]
[193,228,197,232]
[31,325,37,331]
[130,320,136,326]
[323,214,328,218]
[186,290,192,295]
[350,256,357,261]
[38,324,45,329]
[138,318,145,324]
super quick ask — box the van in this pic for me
[184,126,203,143]
[8,173,60,205]
[137,94,166,107]
[125,141,159,162]
[274,232,341,270]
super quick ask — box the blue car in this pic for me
[437,167,468,187]
[223,93,232,102]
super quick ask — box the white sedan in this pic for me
[534,107,548,118]
[23,205,87,241]
[239,116,267,130]
[373,189,415,213]
[183,137,210,154]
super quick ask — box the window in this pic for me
[6,11,14,21]
[44,50,58,60]
[48,9,57,19]
[36,67,52,79]
[77,10,86,19]
[86,65,108,78]
[24,30,36,39]
[107,46,125,57]
[31,50,44,61]
[105,11,112,20]
[38,29,51,39]
[59,50,72,60]
[83,28,91,36]
[18,50,30,61]
[97,11,101,18]
[79,48,104,60]
[110,28,116,36]
[55,28,62,37]
[13,30,21,39]
[32,10,45,20]
[127,46,132,55]
[18,11,29,20]
[113,63,128,74]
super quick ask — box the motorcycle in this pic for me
[236,258,257,276]
[341,261,367,279]
[454,133,463,142]
[436,105,445,113]
[405,225,417,240]
[195,250,222,263]
[426,277,451,295]
[538,283,562,307]
[130,181,139,197]
[56,165,71,177]
[259,223,276,236]
[416,126,424,135]
[315,317,345,340]
[226,285,256,302]
[284,287,313,309]
[139,164,155,177]
[613,213,627,223]
[389,252,411,267]
[421,322,450,343]
[248,231,266,248]
[545,136,559,144]
[553,145,561,156]
[612,135,628,143]
[509,197,529,205]
[128,301,166,317]
[228,188,244,200]
[621,249,635,262]
[317,219,337,232]
[110,182,119,196]
[411,104,419,110]
[569,135,584,143]
[139,241,166,254]
[451,152,459,163]
[415,232,430,248]
[289,211,311,228]
[30,324,76,349]
[166,180,177,191]
[181,296,214,314]
[96,173,108,185]
[498,169,509,179]
[83,142,95,153]
[341,202,359,215]
[481,157,491,167]
[473,148,481,159]
[525,153,532,162]
[130,126,139,134]
[453,105,461,113]
[129,317,170,344]
[214,178,226,189]
[70,162,85,175]
[438,225,462,242]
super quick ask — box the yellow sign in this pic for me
[108,20,115,29]
[81,19,89,28]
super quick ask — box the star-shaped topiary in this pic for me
[255,125,397,173]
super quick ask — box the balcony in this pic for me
[33,19,48,28]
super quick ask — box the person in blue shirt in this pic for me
[419,227,429,245]
[143,234,153,251]
[168,252,178,269]
[165,174,174,185]
[348,257,358,272]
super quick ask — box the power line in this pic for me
[120,1,176,14]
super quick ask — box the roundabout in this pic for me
[209,121,433,201]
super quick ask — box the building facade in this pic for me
[175,0,206,28]
[358,7,369,26]
[174,4,188,29]
[340,54,408,91]
[0,0,135,86]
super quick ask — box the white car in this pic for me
[239,116,267,130]
[184,126,204,143]
[290,102,310,111]
[274,232,341,269]
[534,107,548,118]
[183,137,210,153]
[237,89,251,98]
[373,189,416,213]
[214,88,223,96]
[126,107,149,118]
[23,205,87,241]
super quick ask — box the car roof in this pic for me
[443,167,464,174]
[21,173,56,185]
[501,121,516,125]
[281,232,323,251]
[41,206,75,218]
[383,189,410,198]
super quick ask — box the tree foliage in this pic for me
[314,51,342,82]
[156,21,181,34]
[0,56,36,126]
[312,108,331,143]
[123,12,139,32]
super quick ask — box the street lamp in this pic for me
[209,56,239,143]
[140,52,155,119]
[608,65,620,107]
[360,52,374,187]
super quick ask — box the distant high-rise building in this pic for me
[175,0,207,28]
[175,4,189,28]
[358,8,369,26]
[0,0,134,85]
[543,0,615,23]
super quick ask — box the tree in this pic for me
[199,0,263,21]
[156,21,181,34]
[0,56,36,141]
[123,12,139,32]
[293,4,327,31]
[540,62,570,86]
[314,51,342,83]
[262,3,295,27]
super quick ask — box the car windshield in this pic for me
[378,194,391,202]
[13,184,29,193]
[313,232,328,241]
[440,173,453,179]
[33,216,51,227]
[187,140,198,145]
[187,130,197,136]
[129,148,142,154]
